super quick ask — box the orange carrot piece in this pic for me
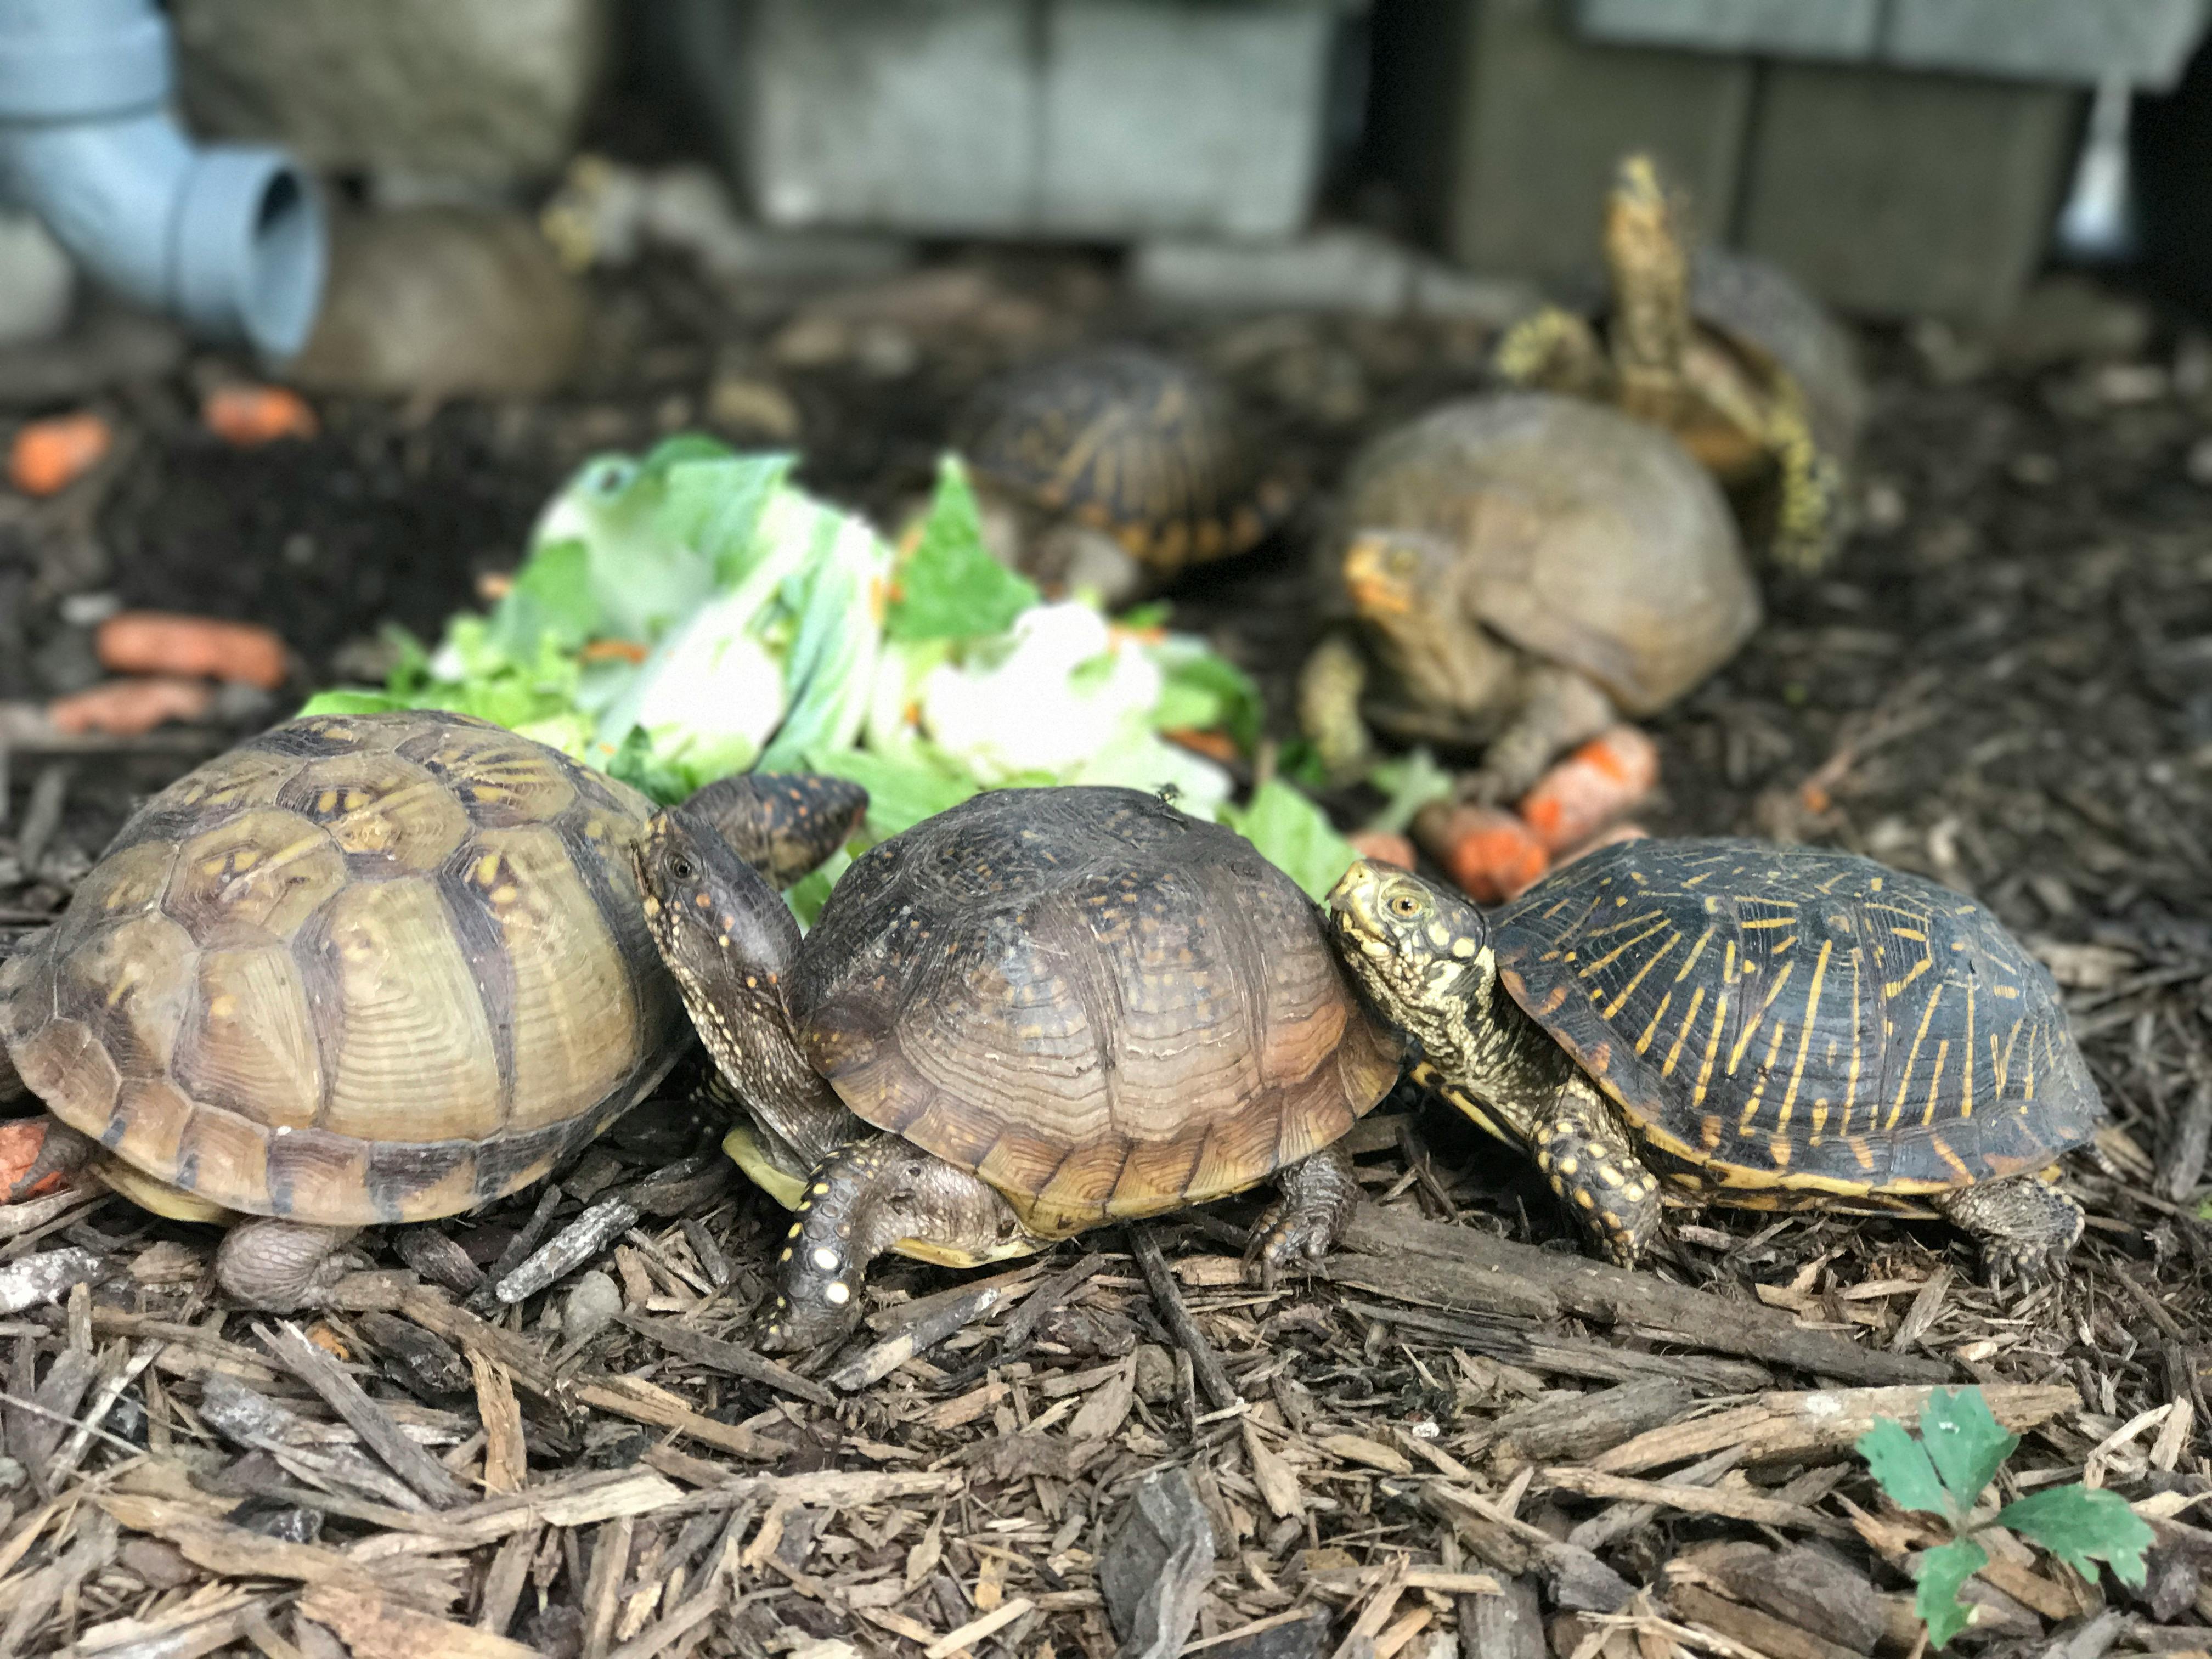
[96,612,289,690]
[0,1119,69,1201]
[202,384,319,447]
[1517,725,1660,853]
[1416,803,1550,904]
[578,639,650,664]
[1163,727,1240,763]
[1347,829,1417,872]
[7,412,111,497]
[1555,820,1651,868]
[48,677,217,737]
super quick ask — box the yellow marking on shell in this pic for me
[1738,914,1797,929]
[1769,1136,1793,1168]
[1931,1133,1972,1183]
[1885,981,1945,1130]
[1725,960,1795,1076]
[474,852,499,885]
[1891,927,1927,941]
[1601,929,1681,1019]
[208,993,239,1020]
[1921,1038,1952,1127]
[1735,1017,1792,1135]
[1672,926,1715,982]
[1884,956,1932,997]
[1776,938,1835,1129]
[1691,987,1730,1107]
[1633,989,1674,1056]
[1960,983,1976,1119]
[1660,985,1706,1079]
[1575,918,1672,978]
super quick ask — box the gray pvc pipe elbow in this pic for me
[0,0,325,361]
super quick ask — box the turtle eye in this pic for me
[1389,892,1424,919]
[668,853,697,883]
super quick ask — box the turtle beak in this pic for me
[1342,537,1412,617]
[1326,859,1387,940]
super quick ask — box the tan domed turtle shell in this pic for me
[789,787,1404,1238]
[0,710,687,1226]
[1337,393,1760,716]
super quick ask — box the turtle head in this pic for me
[635,804,805,1071]
[1341,531,1516,718]
[1327,860,1494,1036]
[681,772,867,890]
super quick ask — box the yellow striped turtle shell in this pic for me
[964,347,1285,575]
[1493,838,2102,1200]
[0,710,687,1226]
[789,786,1404,1238]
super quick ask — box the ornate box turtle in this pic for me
[635,784,1406,1348]
[961,346,1289,605]
[1329,838,2104,1280]
[0,710,861,1308]
[1494,154,1865,573]
[1297,391,1760,796]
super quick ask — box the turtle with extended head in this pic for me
[1494,154,1865,573]
[0,710,862,1308]
[1327,839,2103,1280]
[1297,392,1760,794]
[961,346,1291,607]
[635,784,1405,1350]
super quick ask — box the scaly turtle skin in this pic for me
[1297,392,1759,795]
[0,710,861,1309]
[962,346,1289,605]
[1494,154,1863,574]
[1327,839,2103,1281]
[636,785,1406,1350]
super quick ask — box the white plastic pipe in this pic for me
[0,0,325,359]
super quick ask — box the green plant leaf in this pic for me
[1997,1486,2153,1589]
[803,747,980,840]
[1151,642,1261,751]
[1366,747,1457,836]
[1915,1536,1987,1650]
[484,536,600,659]
[1857,1417,1950,1518]
[1218,780,1358,902]
[884,455,1038,642]
[1920,1387,2019,1516]
[294,690,414,718]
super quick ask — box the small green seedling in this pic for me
[1855,1386,2153,1648]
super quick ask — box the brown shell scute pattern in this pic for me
[1493,838,2103,1194]
[791,787,1403,1237]
[0,711,687,1226]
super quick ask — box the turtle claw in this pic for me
[1241,1144,1359,1290]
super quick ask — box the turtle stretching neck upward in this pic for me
[1326,842,2102,1282]
[635,785,1405,1350]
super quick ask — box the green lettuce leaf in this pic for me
[884,456,1037,642]
[1219,780,1358,902]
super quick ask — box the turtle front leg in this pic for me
[1932,1176,2085,1288]
[1533,1076,1662,1267]
[1243,1142,1360,1288]
[1468,665,1616,805]
[760,1133,1037,1352]
[216,1219,360,1311]
[1296,629,1374,786]
[1758,391,1843,575]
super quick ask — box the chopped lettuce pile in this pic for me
[301,433,1356,901]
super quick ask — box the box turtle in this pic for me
[1494,154,1866,573]
[1328,839,2104,1281]
[635,783,1406,1348]
[1297,392,1759,795]
[0,710,863,1309]
[961,346,1290,606]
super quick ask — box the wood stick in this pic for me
[256,1319,471,1509]
[1128,1223,1239,1412]
[1539,1466,1852,1538]
[1338,1206,1950,1386]
[616,1312,834,1407]
[938,1251,1111,1390]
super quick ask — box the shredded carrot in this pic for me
[202,384,319,447]
[1416,803,1550,904]
[48,677,217,736]
[1517,726,1660,853]
[579,639,650,664]
[476,572,515,602]
[1162,727,1239,763]
[7,412,111,497]
[1347,829,1417,872]
[0,1119,67,1201]
[96,612,288,690]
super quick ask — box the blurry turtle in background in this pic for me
[1297,392,1761,795]
[960,346,1291,606]
[1494,154,1866,572]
